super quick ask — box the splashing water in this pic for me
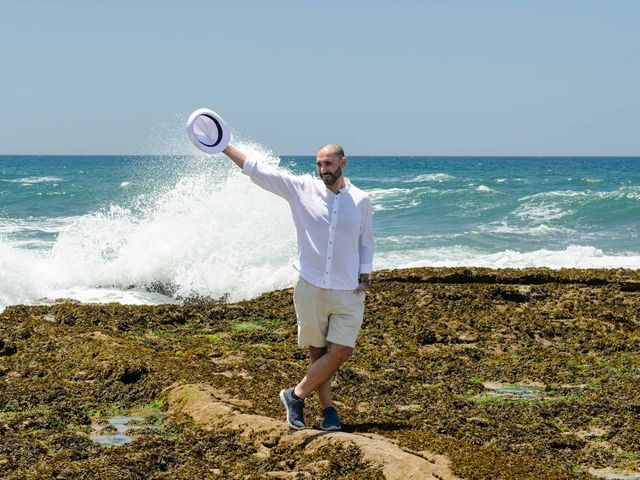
[0,142,298,310]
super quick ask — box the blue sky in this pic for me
[1,1,639,155]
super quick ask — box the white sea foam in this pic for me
[596,186,640,201]
[515,204,570,222]
[476,222,572,236]
[476,185,497,193]
[1,239,53,250]
[519,190,590,202]
[376,233,470,249]
[0,142,299,311]
[518,186,640,203]
[0,241,46,308]
[404,173,454,183]
[0,217,79,236]
[368,186,434,211]
[377,184,473,211]
[44,286,179,306]
[367,187,415,199]
[514,186,639,224]
[3,176,63,184]
[374,245,640,270]
[378,235,434,245]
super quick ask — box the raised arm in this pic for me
[223,144,247,169]
[222,143,306,201]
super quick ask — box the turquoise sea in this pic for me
[1,150,639,310]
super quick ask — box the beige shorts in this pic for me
[293,276,366,349]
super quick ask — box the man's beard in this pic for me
[321,167,343,186]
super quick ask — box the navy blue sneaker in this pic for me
[321,406,341,431]
[279,388,305,429]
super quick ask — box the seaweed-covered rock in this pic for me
[1,266,639,479]
[0,339,17,356]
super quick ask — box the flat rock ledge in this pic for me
[166,383,459,480]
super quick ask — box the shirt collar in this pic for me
[337,178,351,194]
[321,177,351,196]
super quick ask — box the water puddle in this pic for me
[591,471,640,480]
[601,474,640,480]
[482,382,545,400]
[90,410,164,447]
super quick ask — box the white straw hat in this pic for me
[186,108,231,154]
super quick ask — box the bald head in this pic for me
[317,143,345,159]
[316,143,347,191]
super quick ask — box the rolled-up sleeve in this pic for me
[358,197,374,274]
[242,156,304,202]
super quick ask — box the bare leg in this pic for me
[308,346,332,408]
[294,343,353,400]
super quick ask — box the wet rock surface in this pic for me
[166,383,458,480]
[1,267,639,479]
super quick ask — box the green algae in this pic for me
[1,266,639,479]
[230,320,267,332]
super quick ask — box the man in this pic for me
[222,142,373,431]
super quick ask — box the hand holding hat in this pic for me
[186,108,231,154]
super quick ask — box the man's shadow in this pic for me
[341,422,412,434]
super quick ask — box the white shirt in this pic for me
[242,156,374,290]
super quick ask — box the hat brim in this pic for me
[186,108,231,154]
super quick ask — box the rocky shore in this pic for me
[1,267,639,479]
